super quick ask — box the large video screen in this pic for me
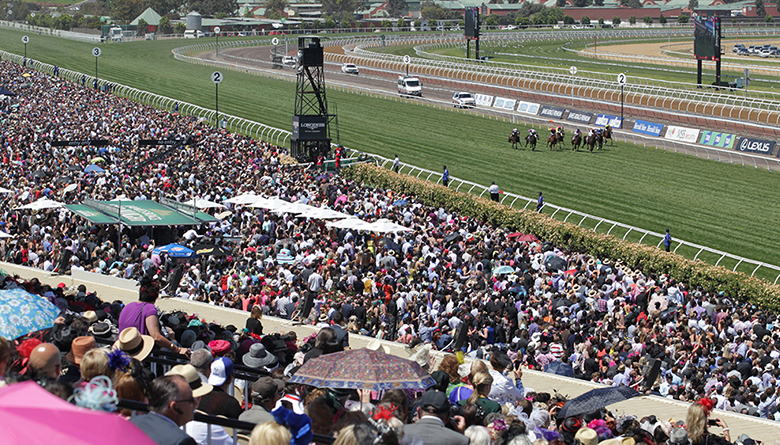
[694,16,720,61]
[465,8,478,40]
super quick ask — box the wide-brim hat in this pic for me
[166,364,213,398]
[113,327,154,362]
[367,339,389,354]
[65,336,98,365]
[574,427,598,445]
[243,342,278,369]
[89,322,118,340]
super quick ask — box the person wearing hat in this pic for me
[118,274,190,358]
[667,428,691,445]
[403,390,468,445]
[243,342,279,371]
[130,375,199,445]
[114,327,155,362]
[239,376,285,426]
[574,427,599,445]
[198,358,242,419]
[60,336,98,384]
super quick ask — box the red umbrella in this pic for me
[565,269,578,276]
[289,348,435,391]
[0,381,157,445]
[518,234,540,242]
[507,232,523,239]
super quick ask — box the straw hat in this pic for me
[574,428,598,445]
[166,364,213,398]
[367,339,389,354]
[113,327,154,362]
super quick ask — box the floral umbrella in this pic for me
[289,348,436,391]
[0,288,61,340]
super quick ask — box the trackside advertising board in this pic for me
[665,126,700,143]
[735,137,775,155]
[492,97,517,111]
[474,94,493,107]
[566,110,593,124]
[632,120,663,137]
[594,114,622,129]
[699,131,736,149]
[516,101,540,115]
[539,105,565,119]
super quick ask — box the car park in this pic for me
[341,63,359,75]
[451,92,476,108]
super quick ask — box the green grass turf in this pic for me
[2,28,780,277]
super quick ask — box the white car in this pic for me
[341,63,359,75]
[282,56,297,67]
[452,92,476,108]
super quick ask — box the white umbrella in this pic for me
[298,206,352,220]
[184,198,225,209]
[248,197,291,211]
[368,218,411,233]
[224,193,264,205]
[273,201,316,215]
[17,198,63,210]
[63,184,79,194]
[327,217,374,231]
[0,231,12,238]
[0,186,12,193]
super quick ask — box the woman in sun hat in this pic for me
[118,273,190,357]
[113,327,155,362]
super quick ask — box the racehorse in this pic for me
[525,133,538,150]
[571,133,582,151]
[587,132,603,152]
[603,127,614,146]
[547,133,558,150]
[509,132,521,149]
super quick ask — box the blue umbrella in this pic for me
[152,243,195,258]
[83,164,105,174]
[544,361,574,377]
[391,199,408,207]
[0,289,61,340]
[492,265,515,275]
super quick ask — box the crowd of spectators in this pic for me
[0,57,777,444]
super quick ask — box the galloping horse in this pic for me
[556,129,566,148]
[571,133,582,151]
[603,126,614,146]
[525,133,538,150]
[509,131,521,149]
[547,133,558,150]
[587,132,603,152]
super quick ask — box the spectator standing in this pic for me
[537,191,544,212]
[442,166,449,187]
[664,229,672,252]
[489,182,499,202]
[393,155,400,173]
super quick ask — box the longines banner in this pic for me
[292,116,328,140]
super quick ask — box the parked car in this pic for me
[737,48,749,55]
[760,49,772,58]
[282,56,297,67]
[452,92,476,108]
[341,63,359,74]
[733,44,745,52]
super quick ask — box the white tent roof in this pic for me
[298,206,352,220]
[184,198,225,209]
[17,198,63,210]
[368,218,411,233]
[224,193,264,205]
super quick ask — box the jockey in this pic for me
[549,127,556,136]
[574,128,581,136]
[528,128,537,136]
[605,124,611,132]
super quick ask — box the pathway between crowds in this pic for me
[6,261,779,442]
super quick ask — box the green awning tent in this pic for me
[65,199,217,226]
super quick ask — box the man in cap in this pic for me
[198,358,242,419]
[239,376,284,426]
[130,375,198,445]
[403,390,468,445]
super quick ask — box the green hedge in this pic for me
[342,164,780,311]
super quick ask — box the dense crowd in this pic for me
[0,58,776,444]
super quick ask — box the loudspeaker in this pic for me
[299,38,323,67]
[300,292,315,319]
[56,250,72,273]
[166,266,184,293]
[643,359,662,390]
[453,324,469,351]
